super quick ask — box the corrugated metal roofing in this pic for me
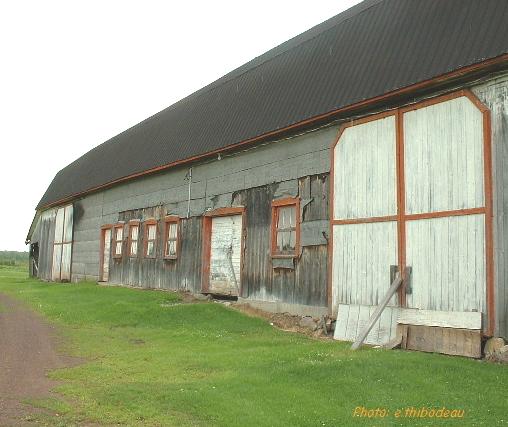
[37,0,508,209]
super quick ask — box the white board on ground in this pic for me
[334,304,399,345]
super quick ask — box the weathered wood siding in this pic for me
[70,124,337,287]
[474,74,508,337]
[239,175,329,307]
[105,206,203,291]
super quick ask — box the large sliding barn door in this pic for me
[52,204,73,281]
[331,92,493,342]
[403,96,487,315]
[331,115,399,319]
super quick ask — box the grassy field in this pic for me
[0,266,507,426]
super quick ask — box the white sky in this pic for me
[0,0,360,252]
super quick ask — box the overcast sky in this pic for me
[0,0,360,252]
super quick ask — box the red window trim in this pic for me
[163,216,180,260]
[143,219,158,258]
[112,223,124,258]
[127,220,140,257]
[271,197,300,258]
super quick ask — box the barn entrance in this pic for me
[100,227,112,282]
[331,91,494,344]
[202,208,245,296]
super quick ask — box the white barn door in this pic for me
[209,215,243,295]
[101,228,112,282]
[403,96,487,315]
[332,114,399,343]
[51,204,73,281]
[331,93,492,343]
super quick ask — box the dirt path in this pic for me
[0,293,79,426]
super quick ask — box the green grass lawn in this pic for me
[0,267,507,426]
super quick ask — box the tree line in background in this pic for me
[0,251,29,267]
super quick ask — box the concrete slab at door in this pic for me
[209,215,243,295]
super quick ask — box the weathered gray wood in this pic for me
[404,325,481,358]
[351,274,402,350]
[397,309,482,330]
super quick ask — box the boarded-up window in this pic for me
[144,220,157,258]
[163,216,179,259]
[52,204,73,281]
[128,222,139,257]
[271,198,300,257]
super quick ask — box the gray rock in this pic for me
[484,337,505,356]
[193,293,210,301]
[498,345,508,354]
[299,316,318,331]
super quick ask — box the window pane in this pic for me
[167,240,177,256]
[116,227,123,241]
[131,241,138,256]
[289,230,296,250]
[276,230,296,253]
[131,225,138,240]
[115,242,122,255]
[147,241,154,256]
[278,206,295,229]
[168,223,177,239]
[148,224,156,240]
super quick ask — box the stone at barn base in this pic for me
[484,337,505,356]
[299,316,318,331]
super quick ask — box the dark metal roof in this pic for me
[37,0,508,209]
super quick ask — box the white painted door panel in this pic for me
[332,222,398,315]
[404,97,484,214]
[102,228,111,282]
[405,215,486,313]
[333,115,397,219]
[209,215,243,295]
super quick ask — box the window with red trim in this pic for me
[128,221,140,257]
[163,216,180,259]
[144,220,158,258]
[271,198,300,257]
[112,224,124,258]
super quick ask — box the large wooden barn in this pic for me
[27,0,508,356]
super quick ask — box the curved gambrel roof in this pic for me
[38,0,508,209]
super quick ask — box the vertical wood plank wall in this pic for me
[473,74,508,337]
